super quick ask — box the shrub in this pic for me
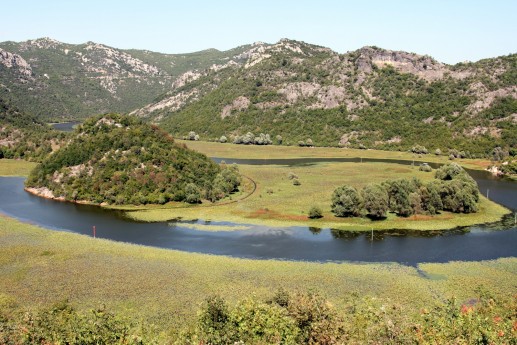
[308,206,323,219]
[185,183,201,204]
[293,178,301,186]
[287,172,298,180]
[419,163,432,172]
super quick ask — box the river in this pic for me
[0,158,515,265]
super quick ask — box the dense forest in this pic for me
[25,114,239,205]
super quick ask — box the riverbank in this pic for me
[0,214,515,334]
[0,157,510,232]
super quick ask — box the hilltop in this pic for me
[137,39,516,157]
[25,114,237,205]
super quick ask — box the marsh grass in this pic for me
[0,159,38,176]
[180,140,492,170]
[0,215,516,334]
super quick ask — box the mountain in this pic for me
[0,38,251,121]
[135,39,517,157]
[1,37,516,156]
[25,113,238,205]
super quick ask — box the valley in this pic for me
[1,35,516,344]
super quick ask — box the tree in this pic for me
[331,185,362,217]
[383,178,417,216]
[435,162,466,180]
[185,183,201,203]
[361,184,389,218]
[420,182,443,214]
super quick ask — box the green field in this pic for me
[0,159,37,176]
[0,215,516,337]
[0,155,516,342]
[179,140,494,171]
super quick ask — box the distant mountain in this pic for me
[0,37,251,121]
[1,37,516,155]
[134,39,516,156]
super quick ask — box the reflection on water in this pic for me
[0,155,516,265]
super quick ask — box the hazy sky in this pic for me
[1,0,516,64]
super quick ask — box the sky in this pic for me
[1,0,516,64]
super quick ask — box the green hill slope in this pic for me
[25,114,229,205]
[0,97,67,161]
[0,38,251,121]
[141,40,516,157]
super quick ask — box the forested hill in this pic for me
[25,114,238,205]
[138,40,516,157]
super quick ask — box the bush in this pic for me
[293,178,301,186]
[308,206,323,219]
[419,163,432,172]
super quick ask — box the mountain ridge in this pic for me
[1,37,516,156]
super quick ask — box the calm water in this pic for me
[0,157,516,265]
[50,122,80,132]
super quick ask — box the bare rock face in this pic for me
[221,96,250,118]
[466,84,517,114]
[355,46,446,81]
[0,48,33,78]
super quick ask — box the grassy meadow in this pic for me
[0,215,516,335]
[0,159,37,176]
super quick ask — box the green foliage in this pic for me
[308,206,323,219]
[0,97,69,162]
[331,185,363,217]
[25,114,235,205]
[0,301,144,344]
[383,178,419,216]
[331,163,480,219]
[361,183,389,218]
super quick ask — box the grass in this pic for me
[126,161,510,231]
[0,159,38,176]
[0,215,516,333]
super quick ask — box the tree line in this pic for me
[331,163,479,219]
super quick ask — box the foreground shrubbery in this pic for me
[331,163,480,219]
[1,290,515,344]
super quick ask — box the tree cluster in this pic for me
[331,163,479,219]
[233,132,272,145]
